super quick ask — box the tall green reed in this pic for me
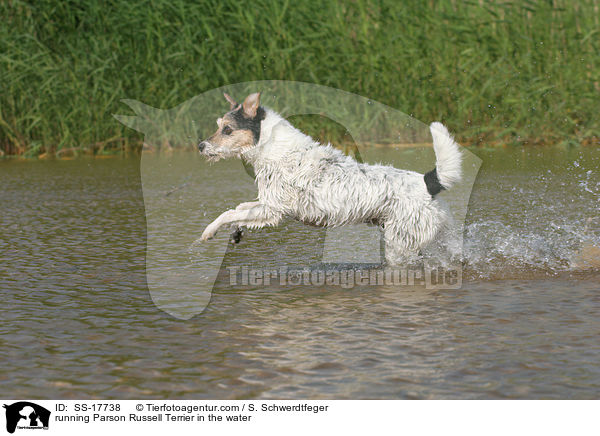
[1,0,598,155]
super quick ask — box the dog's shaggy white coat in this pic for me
[201,107,462,264]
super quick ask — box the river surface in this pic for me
[1,146,599,399]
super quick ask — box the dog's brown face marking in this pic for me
[204,114,256,158]
[199,93,266,161]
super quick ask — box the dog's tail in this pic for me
[424,122,462,196]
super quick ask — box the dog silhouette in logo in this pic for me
[3,402,50,434]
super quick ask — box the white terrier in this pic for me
[198,92,462,264]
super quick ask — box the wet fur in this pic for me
[199,93,462,264]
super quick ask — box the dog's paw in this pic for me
[201,224,219,241]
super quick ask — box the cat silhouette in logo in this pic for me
[3,402,51,434]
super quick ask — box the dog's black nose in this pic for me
[198,141,206,152]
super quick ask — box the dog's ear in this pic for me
[242,92,261,118]
[223,93,237,110]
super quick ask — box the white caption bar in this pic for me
[0,400,596,436]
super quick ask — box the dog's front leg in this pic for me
[201,202,258,241]
[201,209,237,241]
[201,204,280,241]
[221,202,260,243]
[228,201,260,243]
[235,201,260,211]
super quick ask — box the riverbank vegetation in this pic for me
[1,0,598,156]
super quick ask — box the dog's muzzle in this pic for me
[198,141,208,152]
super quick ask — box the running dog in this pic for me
[198,92,462,264]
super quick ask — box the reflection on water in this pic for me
[0,146,599,399]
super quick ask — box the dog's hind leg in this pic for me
[382,226,422,265]
[383,240,421,265]
[201,204,281,241]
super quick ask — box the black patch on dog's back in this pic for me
[231,106,266,143]
[424,168,445,197]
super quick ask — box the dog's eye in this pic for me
[222,126,233,135]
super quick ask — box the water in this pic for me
[1,146,599,399]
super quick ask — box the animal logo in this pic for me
[3,402,50,434]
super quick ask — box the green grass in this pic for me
[1,0,598,156]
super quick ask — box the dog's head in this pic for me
[198,92,266,161]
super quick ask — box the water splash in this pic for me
[461,151,599,279]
